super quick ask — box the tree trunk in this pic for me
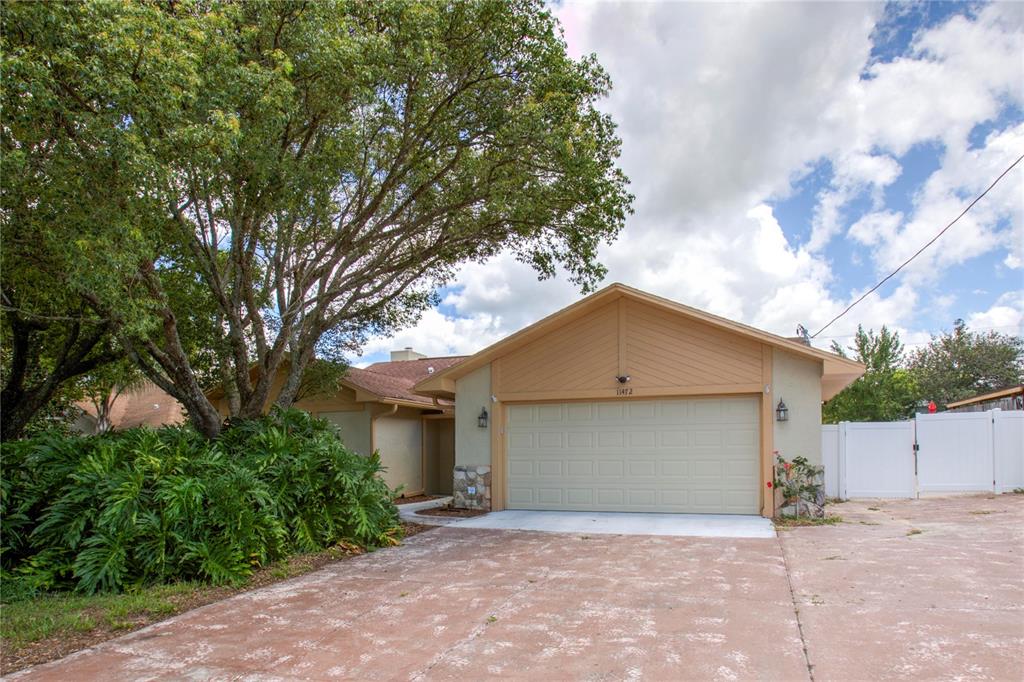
[0,308,116,441]
[274,342,317,410]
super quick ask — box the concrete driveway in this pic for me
[10,496,1023,681]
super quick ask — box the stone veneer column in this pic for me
[452,465,491,510]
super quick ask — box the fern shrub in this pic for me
[1,409,400,595]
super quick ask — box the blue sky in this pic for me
[355,1,1023,366]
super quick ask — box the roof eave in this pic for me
[414,283,867,393]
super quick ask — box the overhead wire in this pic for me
[811,152,1024,339]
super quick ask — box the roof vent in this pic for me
[427,366,435,374]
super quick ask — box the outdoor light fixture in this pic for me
[776,399,789,422]
[478,407,489,428]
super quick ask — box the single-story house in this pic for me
[415,283,864,517]
[208,350,463,496]
[74,381,186,434]
[945,385,1024,413]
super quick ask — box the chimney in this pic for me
[390,347,426,362]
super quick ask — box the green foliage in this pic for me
[907,320,1023,408]
[0,410,400,595]
[824,326,919,423]
[773,454,824,504]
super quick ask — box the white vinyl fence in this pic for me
[822,409,1024,499]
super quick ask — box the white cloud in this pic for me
[966,291,1024,335]
[359,2,1024,363]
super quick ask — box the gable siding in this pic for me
[499,301,620,395]
[492,298,763,400]
[623,298,762,388]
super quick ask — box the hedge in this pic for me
[1,409,400,596]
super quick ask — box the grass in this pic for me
[1,582,199,652]
[1,522,434,674]
[774,515,843,528]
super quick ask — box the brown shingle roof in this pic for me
[76,382,186,432]
[346,356,466,406]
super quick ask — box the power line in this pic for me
[815,323,1022,341]
[811,152,1024,339]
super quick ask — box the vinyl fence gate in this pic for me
[822,409,1024,499]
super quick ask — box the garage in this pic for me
[414,283,865,518]
[506,397,760,514]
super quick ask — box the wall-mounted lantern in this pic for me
[478,407,489,428]
[776,399,789,422]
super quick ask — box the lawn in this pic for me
[1,522,434,675]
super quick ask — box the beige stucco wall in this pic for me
[455,364,491,467]
[319,407,373,457]
[373,408,424,494]
[772,349,824,466]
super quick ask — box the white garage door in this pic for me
[507,397,760,514]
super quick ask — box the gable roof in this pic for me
[205,356,464,409]
[414,283,864,400]
[343,357,465,407]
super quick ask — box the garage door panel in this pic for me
[537,488,563,504]
[507,397,760,514]
[627,460,657,477]
[566,460,592,477]
[567,489,593,505]
[661,460,689,477]
[628,430,657,447]
[568,432,594,448]
[567,403,593,421]
[597,431,625,448]
[660,490,689,506]
[508,488,534,505]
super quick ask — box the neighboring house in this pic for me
[74,381,186,434]
[946,385,1024,413]
[415,283,864,518]
[208,350,463,496]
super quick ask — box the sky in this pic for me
[355,0,1024,367]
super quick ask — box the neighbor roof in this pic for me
[414,283,864,400]
[77,381,186,431]
[945,384,1024,409]
[344,356,465,407]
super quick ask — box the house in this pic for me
[415,283,864,517]
[945,385,1024,413]
[208,350,463,496]
[74,381,186,434]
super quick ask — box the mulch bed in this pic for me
[1,521,435,675]
[394,494,445,505]
[415,505,488,518]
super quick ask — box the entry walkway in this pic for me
[450,509,776,538]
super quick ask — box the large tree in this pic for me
[908,320,1023,408]
[4,1,632,439]
[1,2,200,439]
[823,326,918,423]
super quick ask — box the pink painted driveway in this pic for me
[11,529,806,681]
[9,495,1023,681]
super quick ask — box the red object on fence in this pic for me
[928,400,937,413]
